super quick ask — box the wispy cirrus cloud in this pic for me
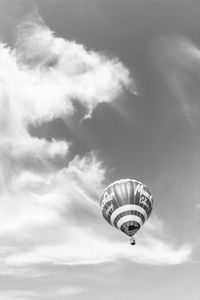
[0,13,192,275]
[154,34,200,127]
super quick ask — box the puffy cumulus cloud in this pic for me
[14,15,135,119]
[154,35,200,127]
[0,15,132,183]
[0,13,134,182]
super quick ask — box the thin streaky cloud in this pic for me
[154,35,200,128]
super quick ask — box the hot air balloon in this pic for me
[100,179,153,245]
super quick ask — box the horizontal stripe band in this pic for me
[117,215,143,229]
[110,204,147,226]
[113,210,145,227]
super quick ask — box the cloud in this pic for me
[0,286,84,300]
[0,14,191,274]
[54,287,86,297]
[3,221,191,266]
[0,290,37,300]
[154,34,200,127]
[14,15,135,118]
[1,203,191,267]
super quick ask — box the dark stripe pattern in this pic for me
[113,210,146,227]
[100,179,153,237]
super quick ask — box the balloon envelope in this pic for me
[100,179,153,240]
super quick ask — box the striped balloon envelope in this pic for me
[100,179,153,245]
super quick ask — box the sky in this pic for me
[0,0,200,299]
